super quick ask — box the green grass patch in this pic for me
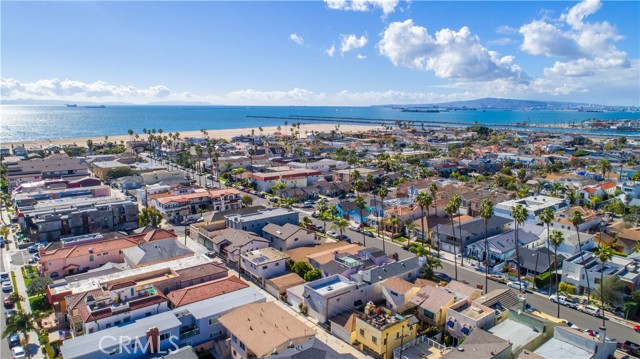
[393,237,408,243]
[23,265,38,288]
[10,271,22,311]
[29,296,52,313]
[363,226,375,231]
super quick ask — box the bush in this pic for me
[535,272,551,288]
[29,296,52,313]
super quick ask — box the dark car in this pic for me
[8,333,20,348]
[4,297,14,309]
[434,272,452,283]
[338,234,350,242]
[362,230,374,237]
[623,341,640,356]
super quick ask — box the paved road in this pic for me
[1,241,11,359]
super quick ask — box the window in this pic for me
[262,265,268,269]
[232,335,237,343]
[360,329,365,336]
[89,255,94,262]
[123,317,131,323]
[390,290,399,297]
[145,312,152,317]
[106,323,111,329]
[384,337,387,345]
[240,342,246,350]
[372,336,377,344]
[159,333,170,341]
[275,262,279,266]
[209,318,218,325]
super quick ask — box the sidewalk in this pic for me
[14,266,44,359]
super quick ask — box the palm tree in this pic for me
[128,128,134,142]
[450,194,464,267]
[195,145,204,186]
[331,218,349,238]
[416,192,433,247]
[594,244,614,328]
[445,202,459,280]
[539,208,556,295]
[378,187,388,252]
[597,159,612,179]
[354,196,368,246]
[569,210,591,303]
[272,181,286,203]
[511,204,529,290]
[2,310,40,358]
[430,183,441,256]
[480,199,494,294]
[552,182,562,197]
[550,230,565,318]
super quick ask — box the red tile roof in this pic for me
[600,182,616,190]
[166,276,248,307]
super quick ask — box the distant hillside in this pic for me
[384,97,631,110]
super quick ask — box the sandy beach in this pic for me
[5,123,380,148]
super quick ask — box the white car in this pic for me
[549,294,567,304]
[326,231,338,238]
[506,281,529,290]
[11,346,26,359]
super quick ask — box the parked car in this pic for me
[634,324,640,333]
[622,341,640,356]
[8,333,20,349]
[563,296,580,309]
[313,224,324,232]
[488,274,506,283]
[362,230,374,237]
[2,281,13,292]
[349,225,360,232]
[311,212,318,218]
[4,297,14,309]
[434,272,452,283]
[578,305,602,317]
[0,271,9,282]
[562,320,580,329]
[506,281,529,290]
[549,294,566,303]
[338,234,350,242]
[11,346,26,359]
[326,231,338,238]
[584,329,598,337]
[27,244,41,253]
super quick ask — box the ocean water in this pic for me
[1,105,639,143]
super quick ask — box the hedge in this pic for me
[535,272,551,289]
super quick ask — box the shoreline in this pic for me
[2,123,381,148]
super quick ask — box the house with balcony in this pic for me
[39,228,176,278]
[66,281,169,335]
[562,251,640,294]
[550,207,601,232]
[354,302,418,359]
[166,276,249,308]
[409,285,456,329]
[445,299,496,345]
[240,247,289,281]
[60,287,266,359]
[193,227,269,262]
[18,196,139,242]
[225,208,299,234]
[335,201,372,225]
[436,216,510,257]
[6,153,89,190]
[153,188,241,222]
[261,223,319,251]
[543,227,595,256]
[494,196,567,223]
[466,229,540,264]
[533,326,617,359]
[219,302,316,359]
[300,275,361,323]
[247,168,322,192]
[380,277,421,310]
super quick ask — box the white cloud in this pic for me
[326,44,336,57]
[378,19,528,82]
[496,25,519,35]
[1,77,173,102]
[288,33,304,45]
[340,34,368,54]
[356,54,367,60]
[324,0,400,16]
[487,38,516,46]
[519,0,629,77]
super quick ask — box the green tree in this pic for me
[27,276,53,297]
[8,292,24,305]
[569,210,590,303]
[2,310,40,358]
[511,204,529,293]
[539,208,556,296]
[378,186,388,252]
[241,194,253,207]
[107,167,133,179]
[558,282,576,296]
[480,199,494,294]
[429,183,441,256]
[303,269,322,282]
[594,245,615,327]
[291,261,313,278]
[416,192,433,247]
[331,218,349,238]
[450,194,464,268]
[597,159,612,179]
[445,202,459,280]
[272,181,286,202]
[139,207,163,227]
[354,196,368,247]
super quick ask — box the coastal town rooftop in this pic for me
[48,254,214,296]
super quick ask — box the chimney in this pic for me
[145,327,160,354]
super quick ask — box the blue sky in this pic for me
[1,0,639,105]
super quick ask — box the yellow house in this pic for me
[409,285,456,329]
[355,303,417,359]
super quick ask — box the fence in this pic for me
[393,335,450,359]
